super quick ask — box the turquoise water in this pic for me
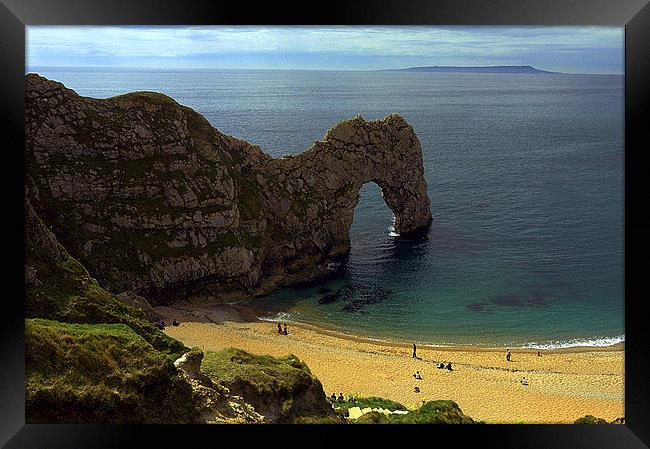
[29,67,625,348]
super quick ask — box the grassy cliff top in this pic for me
[25,318,201,424]
[201,348,314,396]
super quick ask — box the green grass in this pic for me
[25,319,201,424]
[201,348,337,423]
[352,400,476,424]
[332,396,407,413]
[201,348,315,397]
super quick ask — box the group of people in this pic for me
[436,362,453,371]
[410,343,457,394]
[154,318,180,330]
[330,343,536,401]
[277,322,289,335]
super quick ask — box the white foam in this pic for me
[517,335,624,350]
[258,311,295,322]
[388,225,400,237]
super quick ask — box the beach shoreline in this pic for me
[155,301,624,353]
[158,302,624,423]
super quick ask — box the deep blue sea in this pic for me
[29,67,625,348]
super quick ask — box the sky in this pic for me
[26,26,624,74]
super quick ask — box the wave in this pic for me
[517,335,624,350]
[258,311,296,322]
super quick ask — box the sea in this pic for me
[28,67,625,349]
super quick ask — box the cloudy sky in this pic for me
[26,26,624,74]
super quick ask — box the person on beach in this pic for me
[446,363,453,371]
[414,386,420,393]
[330,393,337,402]
[337,393,344,401]
[283,323,288,335]
[520,377,529,386]
[412,343,417,358]
[413,371,422,380]
[437,362,445,369]
[172,319,179,327]
[537,351,542,357]
[277,323,282,334]
[506,349,511,362]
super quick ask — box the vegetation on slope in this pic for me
[25,199,186,359]
[201,348,340,423]
[24,199,199,423]
[25,319,201,423]
[332,396,407,413]
[351,400,477,424]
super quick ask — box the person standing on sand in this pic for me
[277,323,282,334]
[506,349,511,362]
[413,343,417,358]
[283,323,288,335]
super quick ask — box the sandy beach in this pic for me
[158,304,624,424]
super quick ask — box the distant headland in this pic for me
[380,65,559,74]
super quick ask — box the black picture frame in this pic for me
[1,0,648,447]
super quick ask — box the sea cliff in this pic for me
[25,73,432,305]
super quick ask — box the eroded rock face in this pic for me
[25,74,432,303]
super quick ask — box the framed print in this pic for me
[1,0,648,447]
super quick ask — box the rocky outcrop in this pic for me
[115,290,161,322]
[25,74,432,304]
[173,348,264,423]
[200,349,341,424]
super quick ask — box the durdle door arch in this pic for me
[25,75,432,304]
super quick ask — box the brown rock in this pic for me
[25,74,432,305]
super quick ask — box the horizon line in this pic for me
[25,64,624,76]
